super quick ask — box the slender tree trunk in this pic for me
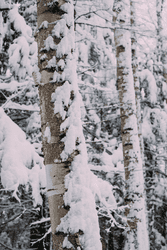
[156,0,164,63]
[130,0,149,246]
[35,0,101,249]
[113,0,149,249]
[130,0,144,163]
[156,0,167,105]
[36,1,69,248]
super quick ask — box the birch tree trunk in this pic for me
[113,0,149,249]
[156,0,164,63]
[34,0,101,249]
[130,0,144,163]
[156,0,167,105]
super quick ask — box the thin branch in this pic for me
[75,21,159,39]
[1,85,27,109]
[75,6,111,22]
[0,208,26,228]
[31,227,51,246]
[0,241,13,250]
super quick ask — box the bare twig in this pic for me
[0,241,13,250]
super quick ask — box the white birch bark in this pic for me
[113,0,149,249]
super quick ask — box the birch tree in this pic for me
[156,0,167,104]
[113,0,149,249]
[156,0,164,63]
[130,0,144,162]
[34,0,102,249]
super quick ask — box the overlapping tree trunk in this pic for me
[113,0,149,249]
[35,0,101,249]
[130,0,144,163]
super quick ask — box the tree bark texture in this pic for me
[130,0,144,163]
[113,0,149,249]
[36,0,70,248]
[35,0,101,249]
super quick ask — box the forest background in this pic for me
[0,0,167,250]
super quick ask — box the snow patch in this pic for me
[52,19,68,38]
[43,36,56,51]
[0,108,45,206]
[8,4,37,80]
[51,81,71,120]
[44,126,51,143]
[47,56,56,68]
[39,21,49,30]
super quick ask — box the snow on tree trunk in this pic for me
[156,0,167,104]
[35,0,101,249]
[113,0,149,249]
[156,0,164,63]
[130,0,144,163]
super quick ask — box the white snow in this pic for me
[43,36,56,51]
[0,79,27,92]
[39,21,49,30]
[63,237,74,249]
[51,81,71,120]
[60,3,73,14]
[142,106,167,143]
[40,54,47,61]
[9,4,34,43]
[8,4,37,80]
[32,64,41,85]
[101,143,123,167]
[62,13,73,27]
[47,56,56,68]
[25,5,37,15]
[52,19,68,38]
[30,41,38,56]
[138,69,157,104]
[50,70,66,83]
[26,112,41,133]
[3,100,40,112]
[0,108,46,206]
[56,155,102,250]
[56,33,74,58]
[45,1,104,248]
[57,59,65,70]
[44,126,51,143]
